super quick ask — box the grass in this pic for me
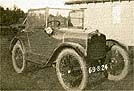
[0,35,134,90]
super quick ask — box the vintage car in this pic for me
[9,7,129,91]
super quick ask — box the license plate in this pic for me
[88,64,108,73]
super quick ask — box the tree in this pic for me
[0,6,26,26]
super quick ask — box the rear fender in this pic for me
[9,32,30,54]
[9,37,20,53]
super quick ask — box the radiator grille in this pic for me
[87,34,106,59]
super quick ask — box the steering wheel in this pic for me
[47,20,61,28]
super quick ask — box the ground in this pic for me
[0,35,134,90]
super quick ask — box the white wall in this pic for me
[71,1,134,46]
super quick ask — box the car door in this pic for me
[28,28,61,63]
[25,9,61,63]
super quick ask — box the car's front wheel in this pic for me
[12,40,26,73]
[56,48,88,91]
[106,45,129,81]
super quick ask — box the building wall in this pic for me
[71,1,134,46]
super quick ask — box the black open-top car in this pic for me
[9,7,129,91]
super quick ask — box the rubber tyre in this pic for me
[12,40,26,73]
[56,48,88,91]
[107,45,129,81]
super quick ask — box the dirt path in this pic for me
[0,35,134,90]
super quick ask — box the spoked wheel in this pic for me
[106,45,129,81]
[12,40,26,73]
[56,48,88,91]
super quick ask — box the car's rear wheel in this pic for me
[56,48,88,91]
[12,40,26,73]
[106,45,129,81]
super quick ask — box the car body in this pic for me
[9,7,129,91]
[10,7,106,66]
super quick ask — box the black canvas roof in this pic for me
[65,0,132,5]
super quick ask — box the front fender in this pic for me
[46,42,86,66]
[106,39,128,51]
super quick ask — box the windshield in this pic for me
[48,8,84,29]
[48,8,70,28]
[69,10,84,28]
[25,8,84,29]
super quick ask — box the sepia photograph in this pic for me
[0,0,134,90]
